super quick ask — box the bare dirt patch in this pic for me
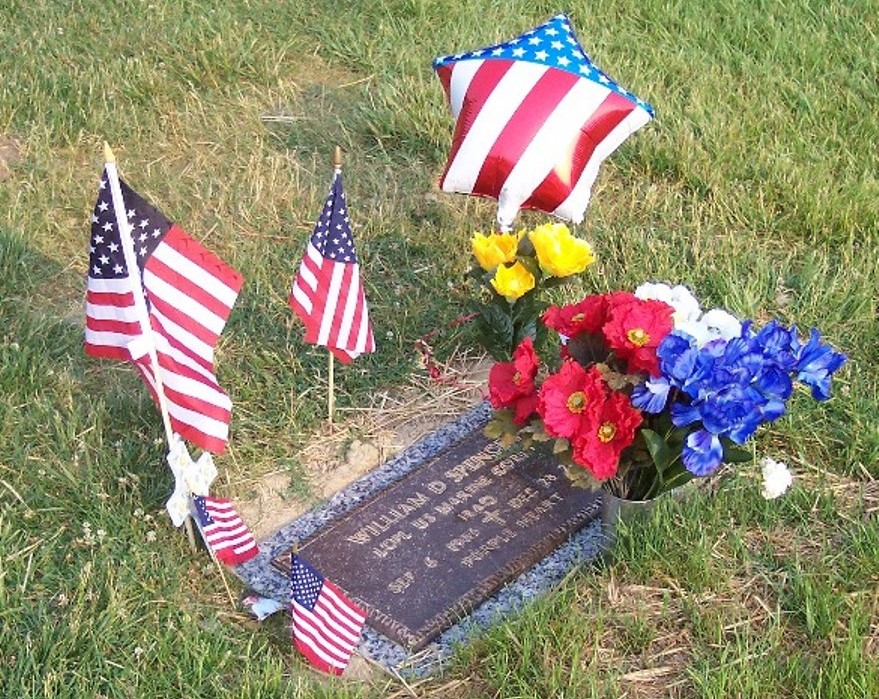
[0,135,22,180]
[236,350,492,540]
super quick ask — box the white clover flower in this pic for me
[760,457,793,499]
[635,282,702,325]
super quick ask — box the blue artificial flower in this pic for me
[670,401,702,428]
[758,395,787,425]
[793,328,847,401]
[631,377,671,413]
[642,310,843,486]
[754,320,799,372]
[720,335,765,386]
[681,338,729,399]
[657,331,699,383]
[698,385,765,444]
[754,364,794,400]
[682,429,724,476]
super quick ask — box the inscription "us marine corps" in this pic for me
[273,428,601,651]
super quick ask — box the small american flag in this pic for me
[288,170,374,364]
[433,13,654,228]
[192,495,258,565]
[290,553,366,675]
[85,171,243,453]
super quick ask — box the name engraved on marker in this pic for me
[273,428,600,651]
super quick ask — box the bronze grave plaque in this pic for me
[272,429,600,650]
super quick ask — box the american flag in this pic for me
[433,13,654,228]
[289,553,366,676]
[288,170,374,364]
[191,494,258,565]
[85,171,243,454]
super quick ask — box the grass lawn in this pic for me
[1,0,876,696]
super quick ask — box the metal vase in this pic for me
[598,489,660,557]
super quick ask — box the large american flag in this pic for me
[85,171,243,454]
[433,13,654,228]
[288,170,374,364]
[290,553,366,676]
[192,494,258,566]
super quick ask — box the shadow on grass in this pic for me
[0,228,179,511]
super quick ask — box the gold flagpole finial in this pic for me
[333,145,342,170]
[103,142,116,164]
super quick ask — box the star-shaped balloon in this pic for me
[164,433,218,527]
[433,13,654,229]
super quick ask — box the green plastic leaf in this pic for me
[499,431,520,447]
[641,428,677,473]
[483,420,505,440]
[517,255,541,279]
[517,236,535,257]
[483,410,519,440]
[722,440,753,464]
[553,438,570,455]
[530,429,551,443]
[477,303,515,360]
[563,463,600,491]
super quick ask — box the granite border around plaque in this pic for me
[235,402,605,675]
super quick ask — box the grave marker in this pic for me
[273,429,600,650]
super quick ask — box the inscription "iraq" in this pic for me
[273,429,601,651]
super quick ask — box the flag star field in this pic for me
[88,179,170,279]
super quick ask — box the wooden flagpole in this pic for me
[326,145,343,429]
[328,350,335,428]
[187,501,237,607]
[103,143,197,551]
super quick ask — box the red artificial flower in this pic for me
[604,290,638,307]
[511,391,540,426]
[488,337,540,424]
[571,390,643,480]
[542,294,608,338]
[601,296,674,376]
[537,361,606,439]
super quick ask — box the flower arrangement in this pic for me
[469,223,595,360]
[485,282,847,500]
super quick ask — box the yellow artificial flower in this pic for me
[471,231,522,271]
[491,261,535,302]
[528,222,595,278]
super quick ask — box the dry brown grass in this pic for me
[235,347,490,538]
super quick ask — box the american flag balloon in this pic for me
[433,13,654,229]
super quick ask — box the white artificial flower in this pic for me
[674,319,710,347]
[698,308,742,343]
[678,308,743,348]
[635,282,702,325]
[760,457,793,499]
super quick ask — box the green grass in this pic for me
[1,0,877,696]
